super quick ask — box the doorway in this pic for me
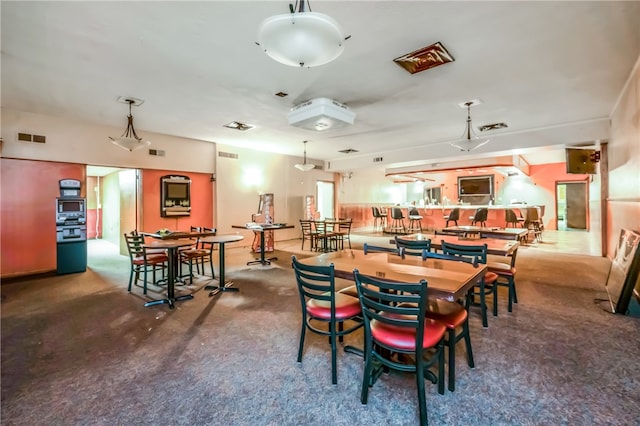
[86,166,140,256]
[556,181,588,230]
[316,180,335,220]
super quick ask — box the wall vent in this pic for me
[218,151,238,159]
[149,149,166,157]
[17,132,46,143]
[373,156,384,163]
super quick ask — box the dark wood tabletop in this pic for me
[297,249,487,302]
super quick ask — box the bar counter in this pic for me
[339,204,544,231]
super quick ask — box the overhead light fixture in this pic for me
[288,97,355,131]
[257,1,349,68]
[109,98,151,152]
[450,101,490,152]
[294,141,315,171]
[223,121,254,131]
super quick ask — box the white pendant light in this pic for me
[450,101,490,152]
[257,1,348,68]
[294,141,315,171]
[109,98,151,152]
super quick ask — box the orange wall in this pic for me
[528,162,589,230]
[0,161,215,278]
[140,169,214,233]
[1,158,85,277]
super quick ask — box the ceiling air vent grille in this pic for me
[218,151,238,159]
[373,156,384,163]
[149,149,166,157]
[17,132,46,143]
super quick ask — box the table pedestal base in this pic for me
[247,256,277,266]
[205,281,239,297]
[144,294,194,309]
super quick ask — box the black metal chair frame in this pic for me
[363,243,403,256]
[395,236,431,257]
[505,209,523,228]
[335,218,352,249]
[390,207,406,234]
[444,208,460,227]
[408,208,423,233]
[124,232,168,295]
[353,270,445,426]
[372,207,387,232]
[299,219,316,251]
[422,249,476,392]
[291,256,363,385]
[490,248,519,313]
[470,208,488,227]
[440,241,496,328]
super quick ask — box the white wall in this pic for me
[338,168,404,204]
[215,144,335,244]
[1,108,216,173]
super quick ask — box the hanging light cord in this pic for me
[121,100,141,141]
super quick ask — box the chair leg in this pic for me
[361,347,373,404]
[479,283,488,328]
[128,268,135,292]
[297,319,307,363]
[462,319,475,369]
[447,328,456,392]
[416,360,428,426]
[330,324,338,385]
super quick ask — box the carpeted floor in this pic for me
[1,240,639,425]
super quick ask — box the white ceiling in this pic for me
[2,1,639,172]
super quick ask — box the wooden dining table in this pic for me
[441,225,528,241]
[394,233,519,256]
[297,249,487,302]
[141,238,197,309]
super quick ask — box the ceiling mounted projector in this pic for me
[288,97,355,131]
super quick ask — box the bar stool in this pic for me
[407,208,423,232]
[389,207,406,234]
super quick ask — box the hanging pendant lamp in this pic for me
[109,98,151,152]
[450,101,490,152]
[257,0,348,68]
[294,141,315,171]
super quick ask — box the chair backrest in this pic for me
[299,219,313,235]
[124,233,145,259]
[391,207,404,219]
[338,218,352,231]
[526,207,540,221]
[372,206,380,218]
[190,226,202,232]
[448,208,460,221]
[409,207,420,216]
[422,249,480,267]
[313,220,327,233]
[353,270,430,357]
[363,243,403,256]
[291,255,337,319]
[440,240,488,264]
[395,236,431,257]
[505,209,518,222]
[473,208,488,222]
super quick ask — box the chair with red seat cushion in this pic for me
[488,247,519,313]
[422,250,476,392]
[124,232,168,295]
[353,270,446,426]
[291,255,363,385]
[440,241,498,328]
